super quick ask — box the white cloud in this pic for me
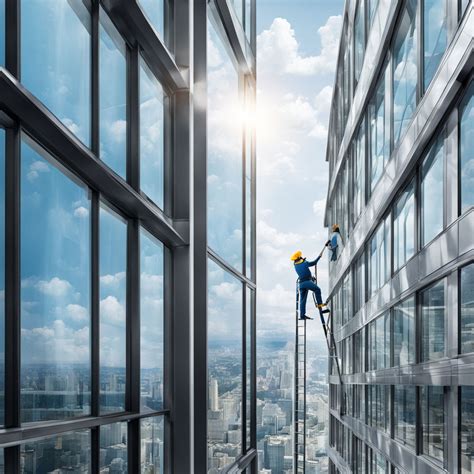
[100,296,126,325]
[107,120,126,143]
[313,199,326,217]
[258,16,342,77]
[27,160,49,182]
[73,206,89,219]
[63,303,89,322]
[36,277,72,297]
[100,272,126,288]
[62,117,81,136]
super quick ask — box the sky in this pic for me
[256,0,345,347]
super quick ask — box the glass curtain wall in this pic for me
[421,280,445,362]
[394,179,415,271]
[461,264,474,354]
[460,82,474,214]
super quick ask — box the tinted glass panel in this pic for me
[207,18,243,271]
[461,264,474,354]
[231,0,244,24]
[394,180,415,270]
[368,0,379,24]
[100,205,127,414]
[141,416,164,473]
[393,0,418,144]
[461,386,474,474]
[421,386,445,462]
[394,385,416,448]
[140,229,164,412]
[421,280,445,362]
[245,288,252,451]
[100,8,127,179]
[22,0,91,145]
[369,217,390,296]
[140,58,165,209]
[423,0,447,91]
[352,121,365,225]
[460,82,474,213]
[208,259,243,471]
[354,0,365,85]
[138,0,164,39]
[393,296,415,366]
[20,430,91,472]
[21,138,90,422]
[100,422,128,471]
[421,136,444,246]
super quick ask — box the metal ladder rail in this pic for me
[294,284,306,473]
[312,292,345,415]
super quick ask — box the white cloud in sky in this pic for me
[36,277,72,297]
[258,16,342,76]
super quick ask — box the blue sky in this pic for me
[256,0,344,345]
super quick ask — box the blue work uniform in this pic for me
[294,257,323,318]
[328,231,343,261]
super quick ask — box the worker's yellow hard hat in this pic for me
[290,250,302,261]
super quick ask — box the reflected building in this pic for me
[0,0,256,473]
[325,0,474,472]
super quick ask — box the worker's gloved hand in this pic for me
[325,240,331,247]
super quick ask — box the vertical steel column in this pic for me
[193,0,208,471]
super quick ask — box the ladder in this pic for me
[294,284,307,474]
[293,279,345,473]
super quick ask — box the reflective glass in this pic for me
[368,0,379,24]
[0,131,4,427]
[461,264,474,354]
[245,84,254,278]
[423,0,447,91]
[208,259,243,471]
[245,0,252,41]
[140,228,164,412]
[100,8,127,179]
[369,72,388,192]
[461,0,469,16]
[231,0,244,24]
[460,82,474,213]
[461,386,474,474]
[421,386,445,462]
[100,205,127,414]
[368,313,389,370]
[368,385,389,433]
[394,180,415,270]
[393,296,415,366]
[352,121,365,225]
[369,216,390,296]
[421,280,445,362]
[141,416,164,473]
[354,0,366,86]
[138,0,164,39]
[394,385,416,448]
[21,137,90,422]
[22,0,91,145]
[245,288,252,451]
[20,430,91,472]
[421,136,444,246]
[100,422,128,472]
[140,57,165,209]
[393,0,418,145]
[354,253,365,314]
[207,19,243,271]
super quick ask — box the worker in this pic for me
[291,249,330,320]
[326,224,343,261]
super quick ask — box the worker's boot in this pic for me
[299,314,313,320]
[317,304,330,314]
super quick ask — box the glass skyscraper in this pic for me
[326,1,473,472]
[0,1,256,473]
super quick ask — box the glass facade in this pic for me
[421,280,445,362]
[460,82,474,214]
[461,386,474,474]
[393,296,415,366]
[421,386,445,463]
[354,0,366,87]
[368,216,390,296]
[394,385,416,448]
[461,263,474,354]
[0,1,257,472]
[352,120,365,226]
[393,179,415,271]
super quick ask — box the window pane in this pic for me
[230,0,244,24]
[20,430,91,472]
[207,18,243,271]
[461,264,474,354]
[100,9,127,179]
[421,386,445,462]
[208,259,243,471]
[140,57,165,209]
[393,296,415,366]
[138,0,164,39]
[421,280,445,362]
[354,253,365,314]
[22,0,91,145]
[369,217,390,296]
[393,0,418,145]
[368,0,379,24]
[245,0,251,41]
[245,84,254,278]
[100,205,127,414]
[21,137,90,422]
[394,180,415,270]
[394,385,416,448]
[100,422,128,471]
[141,416,164,473]
[352,121,365,225]
[421,136,444,246]
[140,229,164,412]
[460,82,474,213]
[245,288,252,451]
[423,0,447,91]
[354,0,366,85]
[461,386,474,474]
[0,131,4,427]
[369,73,388,191]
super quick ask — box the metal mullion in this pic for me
[5,0,20,78]
[92,0,100,157]
[207,248,256,289]
[128,46,140,191]
[241,283,247,453]
[4,124,20,474]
